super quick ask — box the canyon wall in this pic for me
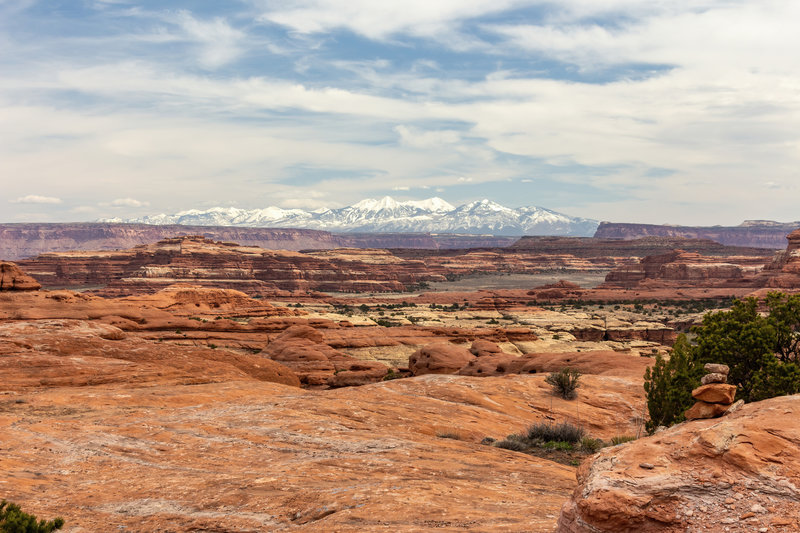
[594,221,799,249]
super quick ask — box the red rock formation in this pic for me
[594,221,798,249]
[0,262,41,291]
[18,236,445,295]
[408,342,476,375]
[752,229,800,289]
[556,394,800,532]
[0,319,300,388]
[601,249,766,290]
[261,325,388,387]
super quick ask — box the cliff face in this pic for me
[0,223,520,261]
[594,221,799,249]
[601,250,768,289]
[17,236,447,295]
[509,235,773,257]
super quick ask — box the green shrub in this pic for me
[579,437,604,453]
[0,500,64,533]
[542,441,573,451]
[610,435,636,446]
[526,421,585,443]
[545,367,581,400]
[643,334,702,433]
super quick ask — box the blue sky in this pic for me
[2,0,799,224]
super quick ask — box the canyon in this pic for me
[2,228,800,531]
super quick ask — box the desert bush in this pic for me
[545,367,581,399]
[435,431,463,440]
[0,500,64,533]
[526,421,585,443]
[493,435,528,451]
[579,437,604,453]
[610,435,636,446]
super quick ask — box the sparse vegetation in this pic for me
[0,500,64,533]
[545,367,581,400]
[610,435,637,446]
[526,421,585,443]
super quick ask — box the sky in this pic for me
[1,0,799,225]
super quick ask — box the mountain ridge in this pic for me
[101,196,599,237]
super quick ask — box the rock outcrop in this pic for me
[601,249,766,290]
[408,342,476,376]
[594,221,799,249]
[752,228,800,289]
[0,262,41,291]
[556,394,800,532]
[261,325,389,387]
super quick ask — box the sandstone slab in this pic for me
[691,383,737,404]
[685,400,730,420]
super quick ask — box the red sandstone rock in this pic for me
[556,395,800,532]
[691,383,737,404]
[408,342,475,376]
[0,262,41,291]
[470,339,503,356]
[685,400,731,420]
[262,325,388,387]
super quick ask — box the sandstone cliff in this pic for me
[595,221,799,249]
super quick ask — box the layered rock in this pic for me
[18,236,445,295]
[261,325,389,387]
[601,249,766,290]
[556,394,800,532]
[0,262,41,291]
[752,229,800,289]
[594,221,799,249]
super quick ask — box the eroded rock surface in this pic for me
[0,262,41,291]
[556,395,800,532]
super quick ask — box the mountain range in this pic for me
[102,197,599,237]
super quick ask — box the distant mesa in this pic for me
[100,196,599,237]
[594,220,800,249]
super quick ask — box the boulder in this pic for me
[700,372,727,385]
[469,339,503,357]
[703,363,730,375]
[408,342,475,376]
[691,383,737,404]
[557,394,800,532]
[685,400,730,420]
[0,262,41,291]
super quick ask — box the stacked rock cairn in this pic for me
[685,363,743,420]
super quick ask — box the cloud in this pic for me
[257,0,527,40]
[172,10,245,69]
[10,195,62,204]
[110,198,149,207]
[392,186,410,191]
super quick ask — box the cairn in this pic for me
[685,363,742,420]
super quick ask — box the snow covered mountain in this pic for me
[102,197,598,236]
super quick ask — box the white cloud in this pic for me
[172,10,245,69]
[392,186,410,191]
[11,195,62,204]
[110,198,149,207]
[257,0,527,40]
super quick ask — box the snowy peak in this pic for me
[103,197,598,237]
